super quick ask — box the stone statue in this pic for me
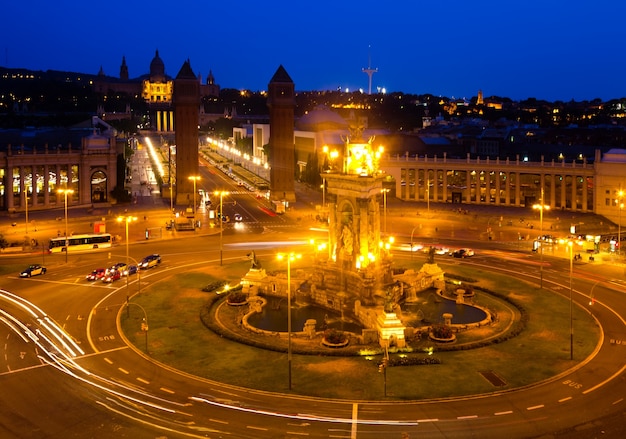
[427,246,435,264]
[340,224,354,256]
[247,250,262,270]
[384,287,395,313]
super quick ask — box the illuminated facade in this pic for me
[0,117,118,212]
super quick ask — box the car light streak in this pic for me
[226,240,310,249]
[0,310,31,343]
[1,289,84,356]
[39,354,182,413]
[95,400,218,439]
[37,318,82,357]
[190,396,419,426]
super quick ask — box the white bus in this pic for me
[49,233,113,253]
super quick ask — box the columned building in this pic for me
[383,153,595,212]
[0,117,118,212]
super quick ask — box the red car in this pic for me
[86,268,106,281]
[102,269,121,283]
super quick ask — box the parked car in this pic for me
[86,268,106,281]
[102,269,121,283]
[20,264,47,278]
[139,254,161,269]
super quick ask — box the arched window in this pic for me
[91,170,107,203]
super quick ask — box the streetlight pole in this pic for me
[410,226,418,260]
[617,189,623,255]
[117,215,137,295]
[188,176,200,230]
[58,188,74,263]
[214,191,229,265]
[568,241,574,360]
[126,302,149,354]
[533,188,550,289]
[381,189,389,236]
[24,185,29,234]
[278,252,301,390]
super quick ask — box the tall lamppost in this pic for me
[24,184,29,234]
[117,215,137,294]
[277,251,301,390]
[214,190,229,265]
[617,189,624,255]
[381,189,390,235]
[169,145,176,215]
[58,188,74,263]
[410,226,418,260]
[560,238,575,360]
[567,240,574,360]
[126,302,149,353]
[188,176,201,230]
[533,188,550,288]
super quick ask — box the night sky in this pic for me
[3,0,625,101]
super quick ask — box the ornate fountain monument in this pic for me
[242,126,445,348]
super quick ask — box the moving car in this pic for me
[86,268,106,281]
[139,254,161,269]
[451,248,475,258]
[110,262,129,276]
[102,269,121,283]
[234,213,243,222]
[20,264,47,277]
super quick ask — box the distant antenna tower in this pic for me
[361,45,378,95]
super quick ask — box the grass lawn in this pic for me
[120,263,600,400]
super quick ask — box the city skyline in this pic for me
[3,0,626,102]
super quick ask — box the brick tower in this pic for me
[268,65,296,203]
[173,59,200,206]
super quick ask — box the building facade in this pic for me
[0,117,118,212]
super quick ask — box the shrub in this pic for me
[431,324,453,339]
[324,329,347,344]
[227,291,248,304]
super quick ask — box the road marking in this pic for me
[527,405,544,411]
[352,403,358,439]
[246,425,268,431]
[103,357,113,365]
[118,367,129,374]
[136,377,149,384]
[558,397,572,403]
[160,387,175,394]
[457,415,478,420]
[494,411,513,416]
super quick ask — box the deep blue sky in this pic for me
[3,1,625,102]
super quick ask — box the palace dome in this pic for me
[149,49,166,82]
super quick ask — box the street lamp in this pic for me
[188,176,201,230]
[214,190,229,265]
[277,251,301,390]
[117,215,137,294]
[58,188,74,263]
[533,188,550,288]
[381,188,390,235]
[410,226,418,260]
[617,189,623,255]
[560,238,575,360]
[126,301,149,353]
[567,240,574,360]
[24,184,29,234]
